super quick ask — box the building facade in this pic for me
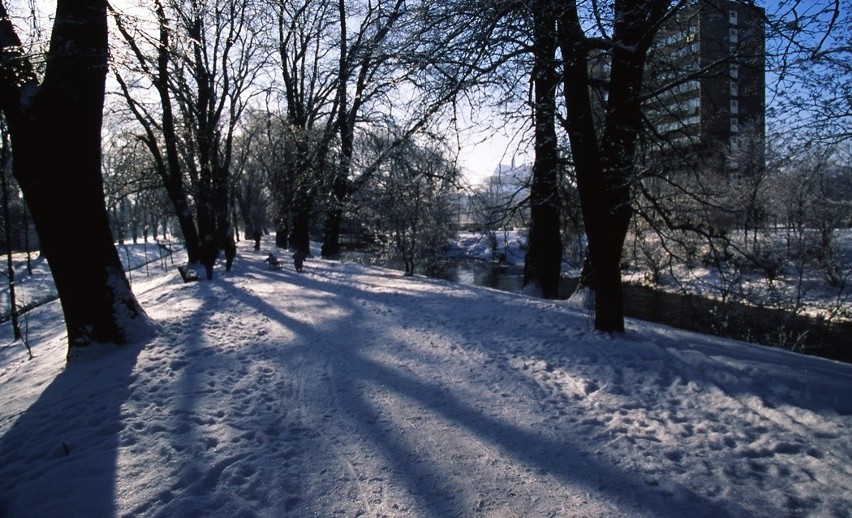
[644,0,766,171]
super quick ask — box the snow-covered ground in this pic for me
[1,236,850,516]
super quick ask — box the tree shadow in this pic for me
[4,254,816,516]
[0,340,145,516]
[224,267,749,516]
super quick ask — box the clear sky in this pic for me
[457,132,524,185]
[453,103,534,185]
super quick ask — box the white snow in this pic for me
[1,236,850,517]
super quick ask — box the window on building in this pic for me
[730,81,739,96]
[730,137,740,152]
[729,28,738,43]
[730,99,739,114]
[729,10,738,25]
[730,63,739,79]
[731,117,739,133]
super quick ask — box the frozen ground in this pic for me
[1,236,850,516]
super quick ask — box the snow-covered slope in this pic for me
[1,239,850,517]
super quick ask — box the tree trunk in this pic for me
[322,0,358,259]
[1,130,20,340]
[322,147,353,259]
[557,0,665,332]
[321,203,343,258]
[322,169,350,259]
[290,192,312,255]
[557,2,623,331]
[275,223,289,249]
[524,2,562,299]
[0,0,152,354]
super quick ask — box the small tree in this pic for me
[357,132,460,275]
[0,117,20,341]
[470,166,531,257]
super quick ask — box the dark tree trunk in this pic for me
[290,192,312,255]
[524,2,563,299]
[321,203,343,258]
[320,129,354,260]
[212,163,231,247]
[275,223,289,249]
[0,0,152,354]
[274,190,290,249]
[556,0,664,332]
[321,170,350,259]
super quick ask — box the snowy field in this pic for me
[1,236,851,516]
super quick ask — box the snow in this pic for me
[1,236,851,517]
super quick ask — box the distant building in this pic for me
[643,0,766,171]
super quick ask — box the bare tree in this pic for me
[356,130,460,275]
[113,0,270,274]
[274,0,339,253]
[111,0,201,262]
[556,0,671,331]
[102,135,171,245]
[321,0,409,258]
[321,0,507,258]
[469,166,531,257]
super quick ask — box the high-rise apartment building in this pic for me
[644,0,765,170]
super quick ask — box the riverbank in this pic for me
[445,231,851,363]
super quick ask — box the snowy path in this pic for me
[1,243,850,517]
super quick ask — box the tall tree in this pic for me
[0,0,152,355]
[275,0,339,253]
[113,0,268,272]
[321,0,408,258]
[112,0,201,262]
[557,0,670,331]
[523,0,563,298]
[321,0,494,258]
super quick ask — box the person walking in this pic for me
[200,234,219,280]
[292,248,306,273]
[224,235,237,272]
